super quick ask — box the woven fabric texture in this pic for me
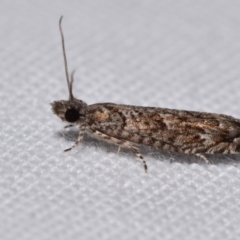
[1,1,240,240]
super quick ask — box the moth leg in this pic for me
[64,124,74,128]
[93,130,148,173]
[64,125,85,152]
[195,153,209,164]
[117,146,121,153]
[130,146,148,173]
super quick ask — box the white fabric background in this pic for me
[1,1,240,239]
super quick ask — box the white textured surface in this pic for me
[1,1,240,240]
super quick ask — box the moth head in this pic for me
[51,98,87,123]
[50,16,88,124]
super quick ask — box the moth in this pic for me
[51,17,240,172]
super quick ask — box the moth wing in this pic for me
[88,103,240,153]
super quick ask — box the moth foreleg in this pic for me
[195,153,209,164]
[93,130,148,173]
[64,125,86,152]
[64,124,74,128]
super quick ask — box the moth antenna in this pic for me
[59,16,74,100]
[70,70,76,90]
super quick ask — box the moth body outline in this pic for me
[51,17,240,172]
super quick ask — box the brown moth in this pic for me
[51,17,240,172]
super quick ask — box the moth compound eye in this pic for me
[65,109,80,122]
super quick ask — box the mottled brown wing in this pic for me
[87,103,240,154]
